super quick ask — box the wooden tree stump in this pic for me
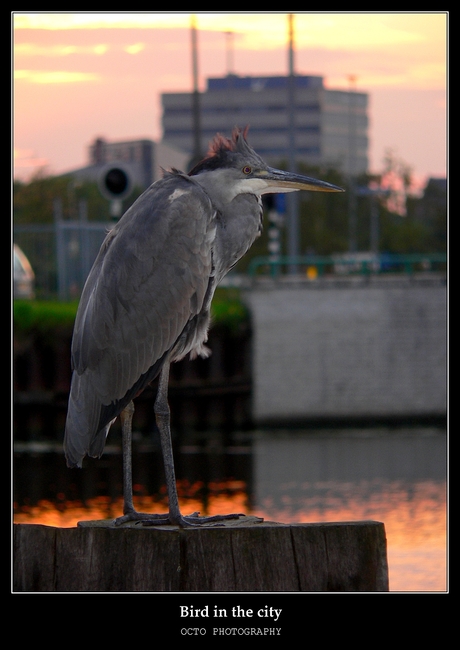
[13,518,388,592]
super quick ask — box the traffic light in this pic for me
[98,164,132,218]
[263,195,284,262]
[98,164,132,200]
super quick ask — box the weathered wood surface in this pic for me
[13,518,388,592]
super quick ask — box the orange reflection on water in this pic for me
[13,480,250,528]
[13,479,446,592]
[252,480,447,592]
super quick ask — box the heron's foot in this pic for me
[142,511,251,528]
[113,509,180,526]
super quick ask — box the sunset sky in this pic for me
[13,12,447,188]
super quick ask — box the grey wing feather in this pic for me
[64,172,215,467]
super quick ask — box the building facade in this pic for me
[70,137,189,190]
[162,75,369,175]
[88,137,190,187]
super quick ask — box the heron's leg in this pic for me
[114,363,256,527]
[154,360,182,523]
[113,402,140,525]
[113,400,170,526]
[144,361,248,528]
[121,400,135,515]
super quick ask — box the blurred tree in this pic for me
[13,173,143,224]
[14,162,446,276]
[409,178,447,252]
[379,148,414,216]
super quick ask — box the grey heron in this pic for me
[64,127,343,527]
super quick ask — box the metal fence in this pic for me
[14,200,110,300]
[14,203,447,300]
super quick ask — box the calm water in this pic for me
[13,427,447,592]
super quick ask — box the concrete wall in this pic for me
[243,277,446,423]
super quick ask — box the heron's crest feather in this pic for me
[188,126,254,175]
[207,126,250,157]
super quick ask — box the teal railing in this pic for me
[247,253,447,278]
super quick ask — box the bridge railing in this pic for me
[247,253,447,278]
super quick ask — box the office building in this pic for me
[162,74,369,175]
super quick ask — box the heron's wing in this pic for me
[65,172,215,464]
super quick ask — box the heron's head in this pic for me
[189,127,344,199]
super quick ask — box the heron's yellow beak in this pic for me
[256,167,344,193]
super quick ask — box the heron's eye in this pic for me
[242,166,252,175]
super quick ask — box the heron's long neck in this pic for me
[213,193,263,283]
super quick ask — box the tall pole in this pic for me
[225,31,235,130]
[347,74,358,252]
[53,197,67,301]
[190,15,202,168]
[286,13,299,273]
[225,31,234,75]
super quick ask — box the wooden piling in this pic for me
[13,518,388,592]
